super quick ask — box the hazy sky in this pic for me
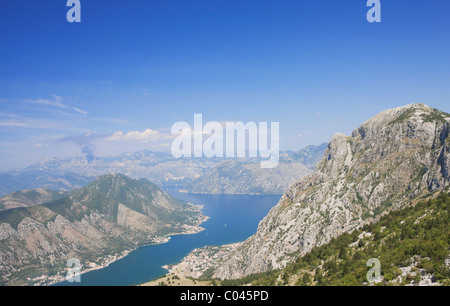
[1,0,450,170]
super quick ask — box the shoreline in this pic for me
[178,189,283,196]
[35,249,135,286]
[141,262,217,286]
[39,204,209,286]
[141,243,241,286]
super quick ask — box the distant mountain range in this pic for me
[0,189,66,211]
[0,144,327,197]
[185,145,327,195]
[185,160,311,195]
[0,174,206,286]
[0,171,93,198]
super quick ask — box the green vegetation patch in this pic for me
[0,207,31,230]
[388,108,417,126]
[42,197,87,222]
[220,192,450,286]
[421,109,450,123]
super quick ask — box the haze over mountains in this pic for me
[0,136,327,285]
[0,189,66,212]
[0,171,92,199]
[1,103,449,286]
[0,145,327,197]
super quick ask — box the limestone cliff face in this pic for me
[213,104,450,280]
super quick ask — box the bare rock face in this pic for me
[213,104,450,280]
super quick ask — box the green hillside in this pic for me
[221,192,450,286]
[0,174,206,286]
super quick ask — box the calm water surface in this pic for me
[57,189,281,286]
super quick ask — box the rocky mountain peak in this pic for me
[212,104,450,280]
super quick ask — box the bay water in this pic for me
[57,189,280,286]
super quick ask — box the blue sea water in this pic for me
[56,189,281,286]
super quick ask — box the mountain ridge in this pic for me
[0,189,66,211]
[0,145,327,196]
[209,103,450,280]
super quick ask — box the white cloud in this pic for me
[27,95,65,108]
[24,95,88,116]
[0,120,30,127]
[107,129,162,141]
[72,107,88,116]
[0,117,67,129]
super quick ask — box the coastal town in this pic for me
[142,243,241,286]
[27,202,209,286]
[173,203,210,235]
[28,250,133,286]
[164,243,241,279]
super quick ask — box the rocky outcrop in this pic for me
[213,104,450,280]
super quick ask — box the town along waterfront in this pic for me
[56,189,281,286]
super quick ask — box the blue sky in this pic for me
[1,0,450,170]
